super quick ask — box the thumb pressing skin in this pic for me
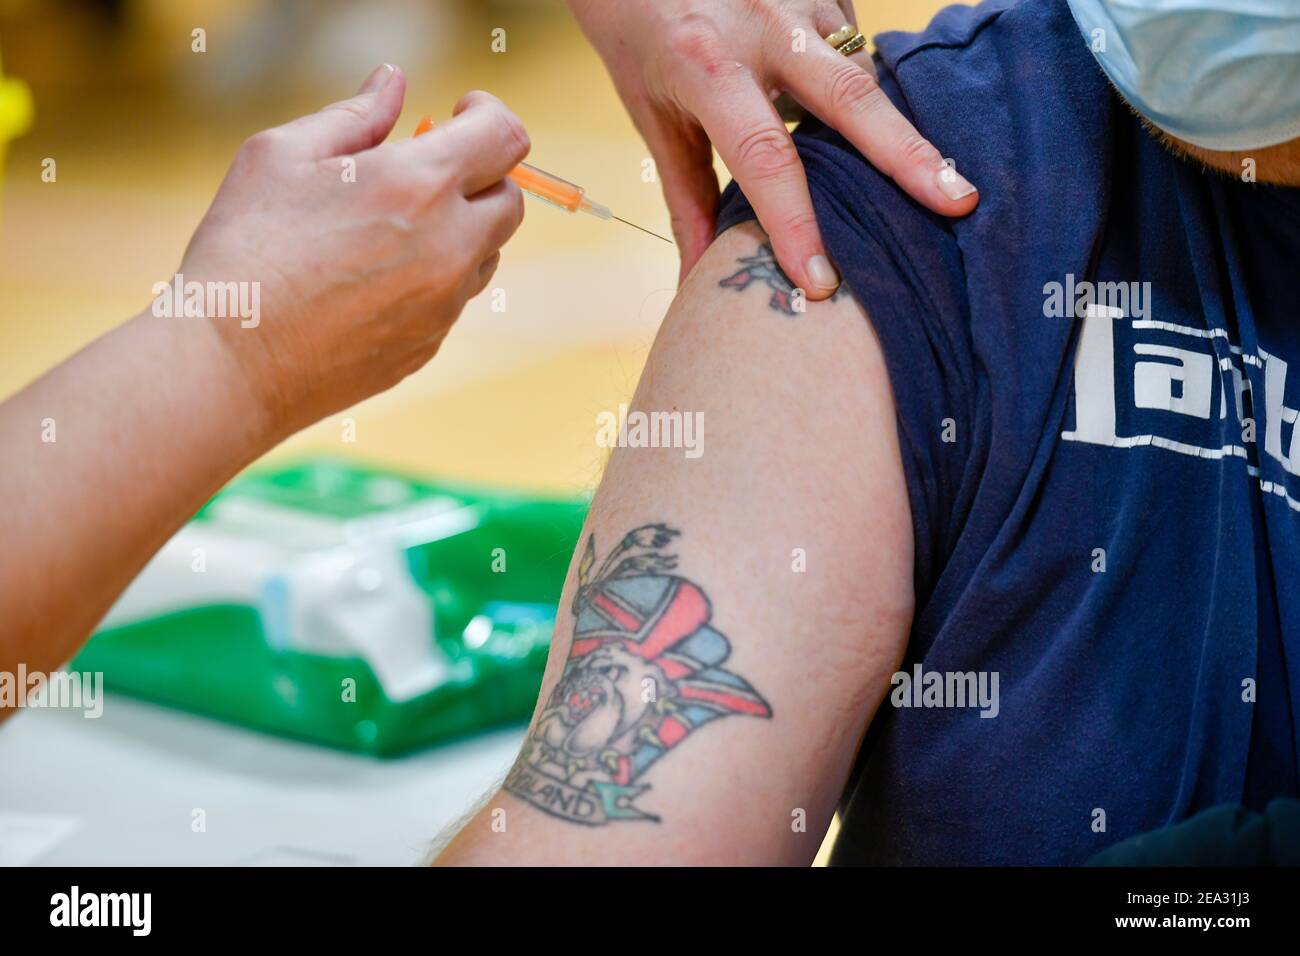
[669,186,719,286]
[650,124,721,285]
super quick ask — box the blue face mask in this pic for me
[1066,0,1300,151]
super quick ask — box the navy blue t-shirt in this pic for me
[717,0,1300,865]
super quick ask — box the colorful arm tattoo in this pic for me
[504,524,773,826]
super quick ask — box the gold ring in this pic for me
[824,24,869,57]
[836,33,868,56]
[824,25,854,47]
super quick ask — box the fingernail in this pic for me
[806,254,840,293]
[936,165,977,201]
[359,63,395,95]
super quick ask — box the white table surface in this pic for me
[0,693,524,866]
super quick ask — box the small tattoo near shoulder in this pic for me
[718,241,846,316]
[504,523,772,826]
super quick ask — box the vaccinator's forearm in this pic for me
[0,312,275,705]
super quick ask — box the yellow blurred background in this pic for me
[0,0,943,496]
[0,0,957,868]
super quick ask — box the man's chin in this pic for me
[1151,121,1300,186]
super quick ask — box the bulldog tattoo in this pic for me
[505,524,772,825]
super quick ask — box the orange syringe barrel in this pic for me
[413,114,585,212]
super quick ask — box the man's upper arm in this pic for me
[438,220,914,865]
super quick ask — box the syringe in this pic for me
[413,115,671,243]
